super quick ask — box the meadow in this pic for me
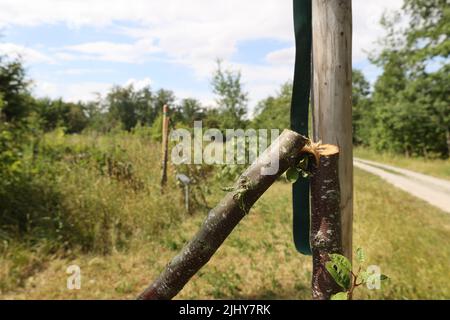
[1,131,449,299]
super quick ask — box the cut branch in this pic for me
[310,144,343,300]
[138,129,308,300]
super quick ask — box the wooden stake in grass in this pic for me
[312,0,353,260]
[309,144,343,300]
[160,104,170,189]
[138,129,308,300]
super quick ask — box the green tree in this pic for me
[106,85,138,131]
[134,86,155,126]
[154,88,175,118]
[364,2,449,157]
[0,56,32,122]
[211,60,248,129]
[33,98,88,133]
[403,0,450,156]
[352,69,372,145]
[173,98,205,125]
[253,82,292,131]
[105,85,158,131]
[62,102,89,133]
[404,0,449,64]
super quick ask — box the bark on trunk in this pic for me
[310,144,343,300]
[138,129,308,300]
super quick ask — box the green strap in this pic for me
[291,0,312,255]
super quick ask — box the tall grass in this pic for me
[0,129,189,292]
[1,132,449,299]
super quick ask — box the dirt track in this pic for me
[354,158,450,213]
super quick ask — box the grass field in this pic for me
[1,134,450,299]
[354,147,450,180]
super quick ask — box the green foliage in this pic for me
[172,98,205,125]
[330,292,348,300]
[106,85,143,131]
[326,254,352,290]
[211,60,249,129]
[326,248,389,300]
[252,82,292,131]
[359,1,450,158]
[216,164,243,182]
[403,0,449,62]
[174,162,213,210]
[356,247,365,263]
[150,112,163,142]
[34,98,89,133]
[352,69,372,145]
[0,129,187,256]
[285,167,300,183]
[0,56,32,122]
[285,155,313,184]
[99,85,176,132]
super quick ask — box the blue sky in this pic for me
[0,0,403,115]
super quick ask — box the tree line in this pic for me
[1,0,448,158]
[255,0,449,158]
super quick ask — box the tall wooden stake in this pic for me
[160,104,170,188]
[312,0,353,260]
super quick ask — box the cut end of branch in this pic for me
[316,144,339,157]
[300,141,339,165]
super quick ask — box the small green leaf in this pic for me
[380,274,389,281]
[356,247,365,263]
[330,292,348,300]
[329,254,352,273]
[326,254,352,290]
[286,167,300,183]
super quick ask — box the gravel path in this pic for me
[354,158,450,213]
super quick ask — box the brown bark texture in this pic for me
[310,144,343,300]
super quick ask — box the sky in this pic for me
[0,0,404,115]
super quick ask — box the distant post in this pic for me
[312,0,353,260]
[161,104,170,189]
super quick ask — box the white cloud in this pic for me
[62,39,160,63]
[0,43,54,64]
[34,81,112,102]
[352,0,404,62]
[2,0,405,111]
[125,77,152,90]
[265,47,295,65]
[0,0,403,65]
[173,89,215,108]
[33,77,156,102]
[57,68,114,76]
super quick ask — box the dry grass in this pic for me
[1,134,449,299]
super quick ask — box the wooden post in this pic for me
[138,129,308,300]
[160,105,170,188]
[312,0,353,260]
[310,144,343,300]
